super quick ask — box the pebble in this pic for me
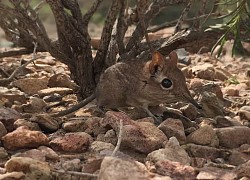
[2,126,49,150]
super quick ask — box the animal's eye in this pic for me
[161,78,172,89]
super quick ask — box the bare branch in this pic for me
[0,55,45,86]
[125,0,189,52]
[51,169,98,178]
[93,0,122,80]
[83,0,104,25]
[112,119,123,156]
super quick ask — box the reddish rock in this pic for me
[2,126,49,150]
[101,111,167,154]
[158,118,186,144]
[0,107,21,131]
[49,132,92,153]
[155,160,197,179]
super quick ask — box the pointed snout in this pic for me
[185,95,202,109]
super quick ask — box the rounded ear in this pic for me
[149,51,165,75]
[168,51,178,66]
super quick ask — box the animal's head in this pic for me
[143,50,201,108]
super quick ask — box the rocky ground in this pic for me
[0,37,250,180]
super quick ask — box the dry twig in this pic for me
[112,119,123,156]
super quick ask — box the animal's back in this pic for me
[96,61,145,109]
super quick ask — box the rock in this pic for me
[90,141,115,153]
[155,160,197,179]
[214,67,231,81]
[12,77,48,95]
[0,121,7,138]
[0,147,8,159]
[238,106,250,121]
[82,157,103,174]
[43,93,62,102]
[30,114,59,133]
[0,87,26,104]
[98,156,150,180]
[197,166,237,180]
[180,104,198,120]
[192,63,215,80]
[48,73,78,91]
[189,78,205,90]
[62,159,81,171]
[158,118,186,144]
[228,149,250,166]
[101,111,167,154]
[181,67,192,78]
[5,157,52,180]
[37,87,73,97]
[223,85,240,96]
[200,92,224,118]
[85,117,106,136]
[184,143,230,161]
[0,107,21,131]
[35,55,56,65]
[14,149,46,162]
[49,132,92,153]
[234,160,250,178]
[186,125,219,147]
[216,126,250,148]
[147,137,191,165]
[0,172,25,180]
[38,146,59,161]
[2,126,49,150]
[23,96,47,113]
[97,129,117,145]
[62,119,88,132]
[14,119,41,131]
[215,116,242,128]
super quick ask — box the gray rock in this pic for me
[158,118,186,144]
[155,160,196,179]
[90,141,115,153]
[12,77,48,95]
[147,137,191,165]
[184,143,230,161]
[30,114,59,133]
[5,157,52,180]
[197,166,237,180]
[98,156,151,180]
[216,126,250,148]
[187,125,219,147]
[62,119,88,132]
[0,121,7,139]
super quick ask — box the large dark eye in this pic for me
[161,78,173,89]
